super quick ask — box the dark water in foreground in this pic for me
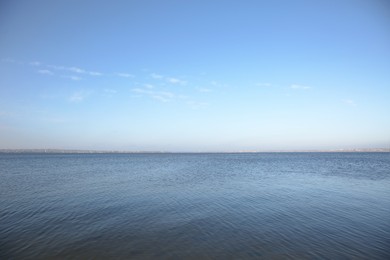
[1,153,389,259]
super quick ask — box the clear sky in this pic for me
[0,0,389,151]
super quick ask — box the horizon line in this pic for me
[0,148,389,154]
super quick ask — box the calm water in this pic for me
[1,153,389,259]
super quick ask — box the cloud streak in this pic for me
[62,75,82,81]
[38,69,54,75]
[3,58,110,79]
[51,65,103,76]
[132,88,176,102]
[5,58,207,108]
[290,84,311,90]
[151,73,187,85]
[167,77,187,85]
[69,90,91,102]
[116,72,134,78]
[3,59,192,87]
[131,85,205,109]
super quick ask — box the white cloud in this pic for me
[131,88,176,102]
[38,69,54,75]
[144,84,154,89]
[68,67,86,74]
[48,64,102,76]
[89,71,102,76]
[47,64,65,70]
[167,77,186,85]
[68,67,101,75]
[4,59,105,79]
[151,73,187,85]
[62,75,82,81]
[116,73,134,78]
[69,90,91,102]
[290,84,311,90]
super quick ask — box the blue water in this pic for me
[1,153,389,259]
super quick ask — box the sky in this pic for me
[0,0,389,151]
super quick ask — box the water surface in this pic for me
[1,153,389,259]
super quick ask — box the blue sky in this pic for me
[0,0,389,151]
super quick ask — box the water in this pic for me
[1,153,389,259]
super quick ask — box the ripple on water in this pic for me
[0,153,389,259]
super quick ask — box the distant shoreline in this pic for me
[0,149,389,154]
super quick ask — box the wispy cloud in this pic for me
[38,69,54,75]
[167,77,187,85]
[151,73,187,85]
[68,67,85,73]
[45,63,103,76]
[69,90,91,102]
[3,59,103,77]
[5,58,143,81]
[116,72,134,78]
[47,64,65,70]
[290,84,311,90]
[132,88,176,102]
[132,86,201,106]
[62,75,82,81]
[59,66,102,76]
